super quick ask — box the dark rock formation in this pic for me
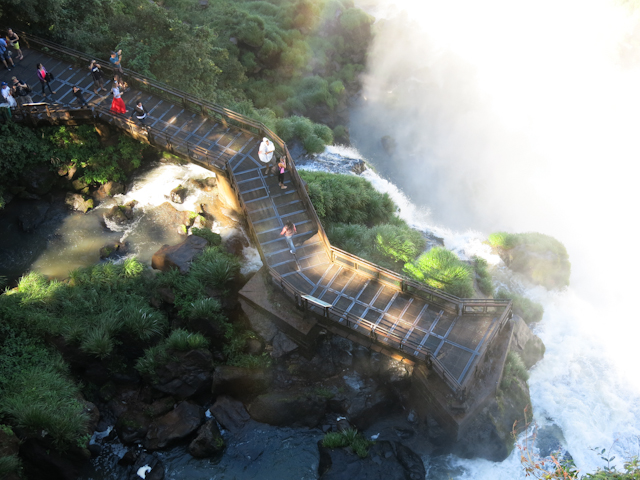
[189,419,225,458]
[351,160,366,175]
[65,192,94,213]
[319,440,425,480]
[248,388,327,427]
[150,349,213,399]
[20,164,56,195]
[224,235,248,256]
[16,199,50,232]
[170,185,188,204]
[151,235,208,273]
[271,330,299,358]
[19,438,88,480]
[511,315,545,368]
[209,395,251,433]
[144,401,204,450]
[116,410,151,444]
[99,241,127,259]
[211,366,272,398]
[104,205,134,226]
[130,452,165,480]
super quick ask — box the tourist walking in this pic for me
[110,49,124,83]
[11,77,33,106]
[110,79,127,114]
[89,60,107,94]
[6,29,23,61]
[1,81,17,107]
[277,156,287,189]
[280,221,297,254]
[72,86,89,106]
[0,36,15,71]
[130,101,148,126]
[258,137,276,175]
[36,63,56,96]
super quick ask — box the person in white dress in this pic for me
[258,137,276,175]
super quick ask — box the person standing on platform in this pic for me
[6,29,23,61]
[36,63,56,96]
[89,60,107,94]
[72,86,89,106]
[258,137,276,175]
[0,37,15,71]
[277,156,288,189]
[110,49,124,83]
[130,101,148,126]
[1,81,17,107]
[11,77,32,106]
[110,79,126,114]
[280,221,297,254]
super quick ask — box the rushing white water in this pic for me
[303,142,640,478]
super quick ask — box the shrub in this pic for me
[191,228,222,246]
[404,247,474,298]
[496,290,544,324]
[165,329,209,351]
[487,231,518,249]
[474,256,494,296]
[0,455,21,477]
[189,246,241,290]
[322,428,373,458]
[501,351,529,390]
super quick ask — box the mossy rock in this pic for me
[489,232,570,289]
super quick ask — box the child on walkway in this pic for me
[277,156,287,189]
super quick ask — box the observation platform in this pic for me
[5,35,511,399]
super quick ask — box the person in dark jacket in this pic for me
[11,76,32,106]
[72,86,89,106]
[130,101,148,126]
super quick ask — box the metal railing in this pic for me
[14,35,513,395]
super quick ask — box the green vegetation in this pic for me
[0,455,22,478]
[496,289,544,324]
[0,123,146,209]
[500,351,529,390]
[404,247,475,298]
[474,256,495,296]
[488,232,571,289]
[191,228,222,246]
[135,329,209,378]
[5,0,373,152]
[322,428,374,458]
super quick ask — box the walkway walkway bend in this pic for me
[6,34,512,399]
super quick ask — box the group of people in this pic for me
[258,137,298,254]
[1,28,22,72]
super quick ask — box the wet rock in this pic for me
[16,199,50,232]
[248,388,327,427]
[188,177,217,192]
[19,438,86,480]
[351,160,366,175]
[116,410,151,444]
[211,366,272,398]
[318,440,425,480]
[224,235,247,256]
[82,400,101,437]
[151,235,208,273]
[72,178,89,191]
[20,164,55,195]
[245,337,264,355]
[104,205,133,226]
[130,452,164,480]
[209,395,251,433]
[170,184,188,204]
[145,401,204,450]
[191,213,209,230]
[381,135,397,155]
[271,330,299,358]
[65,192,94,213]
[511,315,545,368]
[150,349,213,399]
[93,181,125,201]
[147,202,194,232]
[99,241,127,259]
[147,397,176,418]
[189,419,225,458]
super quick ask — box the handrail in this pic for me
[14,35,514,395]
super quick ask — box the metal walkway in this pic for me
[4,40,511,396]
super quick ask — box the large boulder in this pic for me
[209,395,251,433]
[20,164,56,195]
[188,177,217,192]
[116,409,151,444]
[151,349,213,399]
[510,315,545,369]
[151,235,208,273]
[211,366,272,398]
[144,401,204,450]
[189,419,225,458]
[16,199,50,232]
[93,181,125,201]
[65,192,94,213]
[147,202,194,230]
[319,440,425,480]
[99,241,127,259]
[129,452,164,480]
[248,389,327,427]
[104,205,133,226]
[170,185,188,204]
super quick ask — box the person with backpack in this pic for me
[11,76,32,106]
[36,63,56,96]
[89,60,107,94]
[0,37,15,71]
[1,81,17,107]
